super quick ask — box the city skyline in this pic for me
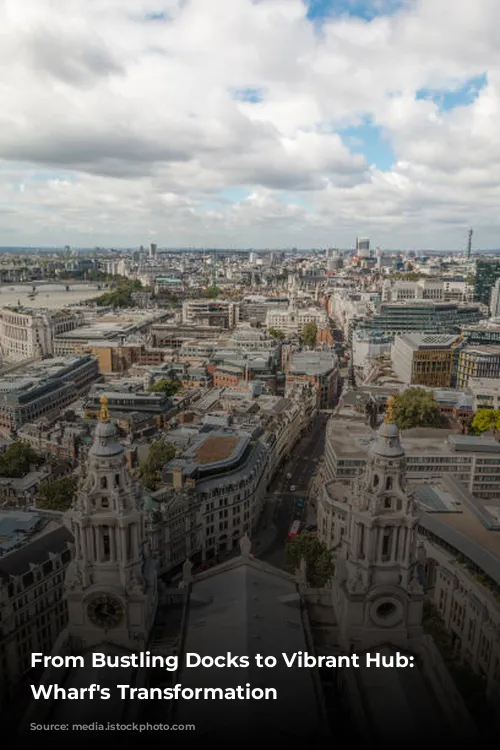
[0,0,499,248]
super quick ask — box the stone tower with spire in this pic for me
[64,396,157,651]
[332,396,425,650]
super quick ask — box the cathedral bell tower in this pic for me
[333,397,424,650]
[64,396,157,651]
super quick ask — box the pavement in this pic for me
[254,411,329,568]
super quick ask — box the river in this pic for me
[0,283,101,309]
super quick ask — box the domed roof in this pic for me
[369,396,405,459]
[88,395,124,458]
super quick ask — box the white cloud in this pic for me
[0,0,499,247]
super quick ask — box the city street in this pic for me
[258,411,329,569]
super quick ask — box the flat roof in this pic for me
[396,333,460,349]
[420,507,500,586]
[194,436,239,464]
[326,415,500,459]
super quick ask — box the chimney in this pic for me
[172,465,183,490]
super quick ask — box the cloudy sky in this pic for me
[1,0,499,249]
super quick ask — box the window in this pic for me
[382,529,391,560]
[115,474,120,487]
[100,476,107,489]
[102,527,110,560]
[357,524,365,559]
[386,477,392,490]
[373,474,379,487]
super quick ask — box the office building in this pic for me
[359,301,483,337]
[0,307,84,362]
[286,351,338,408]
[475,260,500,306]
[457,346,500,388]
[0,355,99,435]
[182,299,240,329]
[324,400,500,500]
[356,237,370,258]
[265,304,328,336]
[491,278,500,317]
[463,321,500,347]
[391,333,462,387]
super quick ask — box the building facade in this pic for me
[391,333,462,388]
[182,300,240,329]
[0,523,72,708]
[457,346,500,388]
[0,307,83,362]
[359,302,484,337]
[0,356,99,435]
[475,260,500,306]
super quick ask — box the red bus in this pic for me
[288,520,302,538]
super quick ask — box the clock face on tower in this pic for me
[86,594,124,629]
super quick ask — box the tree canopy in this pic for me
[393,388,442,430]
[148,379,180,396]
[0,441,40,478]
[140,440,176,491]
[37,476,78,511]
[94,278,142,308]
[285,532,334,588]
[470,408,500,434]
[268,328,286,341]
[300,321,318,347]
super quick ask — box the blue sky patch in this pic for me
[416,74,487,111]
[219,187,250,202]
[231,88,264,104]
[339,119,396,170]
[305,0,406,22]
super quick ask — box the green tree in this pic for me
[140,440,176,490]
[94,277,143,308]
[268,328,286,341]
[470,408,500,434]
[285,532,334,587]
[0,441,40,478]
[37,476,78,511]
[148,379,180,396]
[393,388,442,430]
[300,321,318,347]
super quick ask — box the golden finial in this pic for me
[99,394,109,422]
[385,395,396,424]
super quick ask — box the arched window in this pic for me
[100,476,107,489]
[373,474,379,487]
[386,476,392,490]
